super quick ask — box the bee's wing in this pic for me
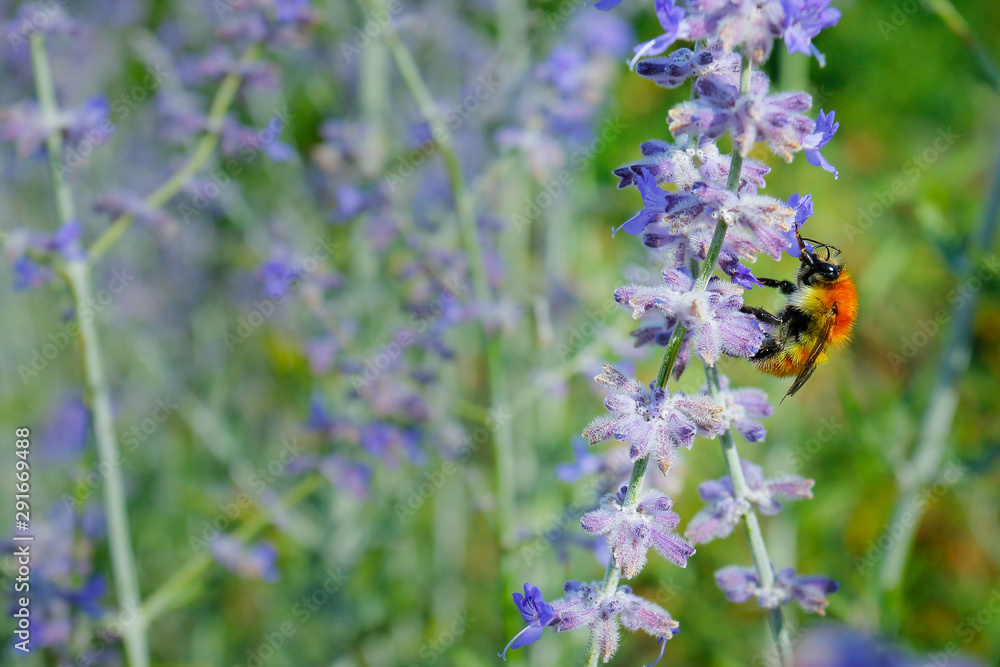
[781,303,838,403]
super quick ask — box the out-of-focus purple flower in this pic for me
[615,268,764,364]
[555,437,607,482]
[545,580,679,663]
[38,394,90,465]
[781,0,841,66]
[706,375,773,442]
[220,117,295,162]
[304,335,338,374]
[582,487,695,577]
[6,220,86,289]
[318,454,371,500]
[332,182,374,220]
[210,535,280,582]
[2,4,79,53]
[582,364,723,474]
[94,192,177,233]
[686,460,813,544]
[256,253,304,299]
[187,46,279,89]
[12,257,52,291]
[499,583,556,660]
[793,624,987,667]
[802,109,839,178]
[0,95,112,157]
[715,565,837,614]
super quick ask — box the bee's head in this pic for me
[796,233,844,286]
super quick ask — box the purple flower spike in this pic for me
[582,490,695,578]
[803,109,840,178]
[715,565,837,614]
[499,583,556,660]
[582,365,723,475]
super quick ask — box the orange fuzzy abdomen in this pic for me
[752,270,858,378]
[823,270,858,348]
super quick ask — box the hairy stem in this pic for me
[30,32,149,667]
[705,365,793,665]
[88,43,261,261]
[141,473,325,623]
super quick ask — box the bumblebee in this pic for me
[741,230,858,401]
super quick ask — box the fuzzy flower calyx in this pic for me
[582,487,695,578]
[686,460,813,545]
[582,365,723,474]
[715,565,838,614]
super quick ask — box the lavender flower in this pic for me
[548,580,679,663]
[499,583,556,660]
[582,364,723,474]
[581,486,695,577]
[686,460,813,544]
[715,565,837,614]
[0,95,111,156]
[781,0,842,66]
[708,374,774,442]
[209,535,280,582]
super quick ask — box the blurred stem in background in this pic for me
[584,52,792,667]
[29,32,150,667]
[366,0,519,642]
[29,31,267,665]
[876,0,1000,635]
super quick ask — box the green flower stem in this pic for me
[705,365,793,665]
[877,135,1000,633]
[374,8,518,638]
[30,33,149,667]
[141,473,325,624]
[88,43,261,262]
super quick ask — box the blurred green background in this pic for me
[1,0,999,665]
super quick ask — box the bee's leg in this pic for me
[756,277,796,294]
[750,336,782,361]
[740,306,783,326]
